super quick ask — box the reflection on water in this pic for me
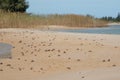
[0,43,12,58]
[54,25,120,35]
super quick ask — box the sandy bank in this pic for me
[0,29,120,80]
[40,67,120,80]
[107,23,120,26]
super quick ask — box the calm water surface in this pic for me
[54,25,120,35]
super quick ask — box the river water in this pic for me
[54,25,120,35]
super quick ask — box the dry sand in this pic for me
[107,23,120,26]
[0,28,120,80]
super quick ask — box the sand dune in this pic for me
[0,29,120,80]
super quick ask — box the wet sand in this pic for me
[0,28,120,80]
[0,43,12,58]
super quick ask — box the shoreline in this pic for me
[0,28,120,35]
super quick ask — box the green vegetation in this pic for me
[0,0,107,29]
[0,0,29,12]
[101,13,120,22]
[0,11,108,28]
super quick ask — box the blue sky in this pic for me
[26,0,120,18]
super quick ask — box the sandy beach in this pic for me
[0,28,120,80]
[107,23,120,26]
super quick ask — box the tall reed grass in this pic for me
[0,11,108,28]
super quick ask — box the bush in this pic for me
[0,0,29,12]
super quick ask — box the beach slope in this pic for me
[0,29,120,80]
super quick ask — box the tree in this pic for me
[0,0,29,12]
[116,13,120,22]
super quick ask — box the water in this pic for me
[54,25,120,35]
[0,43,12,58]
